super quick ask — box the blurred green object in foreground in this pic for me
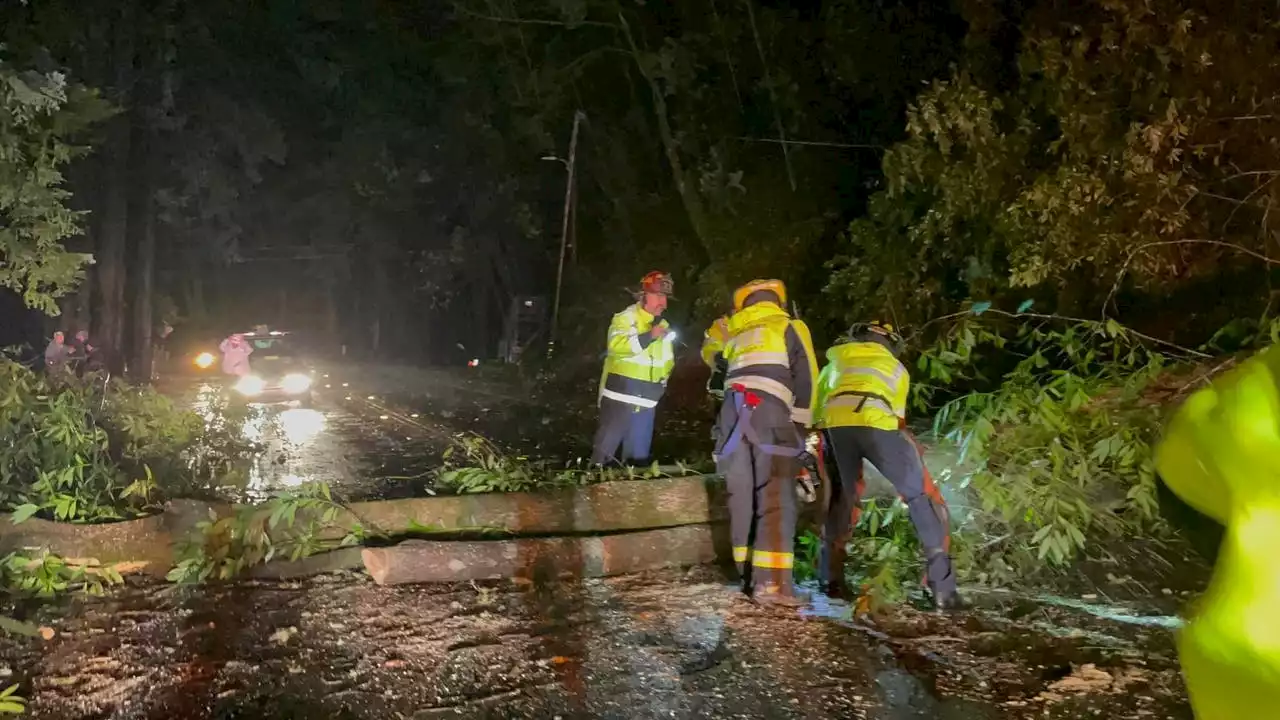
[1156,344,1280,719]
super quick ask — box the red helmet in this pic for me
[639,271,674,296]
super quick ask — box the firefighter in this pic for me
[590,271,677,466]
[1154,344,1280,719]
[714,279,818,605]
[814,321,964,611]
[700,311,732,398]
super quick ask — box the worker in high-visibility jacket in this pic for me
[1155,343,1280,720]
[713,279,818,605]
[590,271,677,466]
[701,312,732,398]
[814,321,963,610]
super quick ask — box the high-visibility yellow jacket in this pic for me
[1155,344,1280,720]
[814,341,908,431]
[721,301,818,426]
[597,303,675,408]
[701,315,731,368]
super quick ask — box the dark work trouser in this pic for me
[819,425,957,598]
[714,392,802,593]
[591,396,657,466]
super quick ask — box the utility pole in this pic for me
[547,110,585,357]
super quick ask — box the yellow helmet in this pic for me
[845,320,904,354]
[732,279,787,311]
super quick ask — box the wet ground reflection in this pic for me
[172,376,444,501]
[1,567,1192,720]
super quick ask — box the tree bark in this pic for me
[128,66,165,381]
[94,2,138,375]
[129,180,156,382]
[183,266,205,322]
[361,525,723,586]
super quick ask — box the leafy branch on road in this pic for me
[911,308,1199,585]
[0,684,23,715]
[1,551,124,598]
[435,432,694,494]
[168,482,366,583]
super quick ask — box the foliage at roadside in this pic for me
[810,308,1230,604]
[0,358,255,524]
[0,54,111,315]
[825,0,1280,338]
[911,308,1201,585]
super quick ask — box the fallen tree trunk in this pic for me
[362,523,728,585]
[0,499,223,576]
[330,475,730,540]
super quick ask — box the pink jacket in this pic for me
[219,335,253,376]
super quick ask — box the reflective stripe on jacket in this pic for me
[815,341,908,431]
[1155,344,1280,719]
[722,301,818,426]
[598,303,675,408]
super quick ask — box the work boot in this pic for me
[818,580,849,600]
[930,586,970,612]
[752,583,809,608]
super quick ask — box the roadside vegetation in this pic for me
[0,357,255,525]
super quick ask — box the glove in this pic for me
[795,469,817,503]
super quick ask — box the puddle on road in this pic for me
[179,380,444,502]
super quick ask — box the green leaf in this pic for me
[10,504,39,524]
[1016,299,1034,313]
[0,616,40,638]
[970,301,992,315]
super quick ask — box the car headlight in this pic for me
[194,352,215,369]
[281,373,312,394]
[235,375,266,396]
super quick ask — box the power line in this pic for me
[734,136,884,150]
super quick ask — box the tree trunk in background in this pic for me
[94,2,137,375]
[130,197,156,381]
[183,253,206,322]
[73,278,93,335]
[62,149,99,335]
[128,21,167,383]
[128,139,157,382]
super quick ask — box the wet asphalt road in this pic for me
[168,361,709,502]
[0,363,1194,718]
[166,363,515,501]
[3,567,1191,720]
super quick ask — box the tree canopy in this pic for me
[2,0,1279,363]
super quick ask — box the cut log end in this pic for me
[362,547,390,585]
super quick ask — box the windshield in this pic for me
[253,352,301,376]
[250,339,301,374]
